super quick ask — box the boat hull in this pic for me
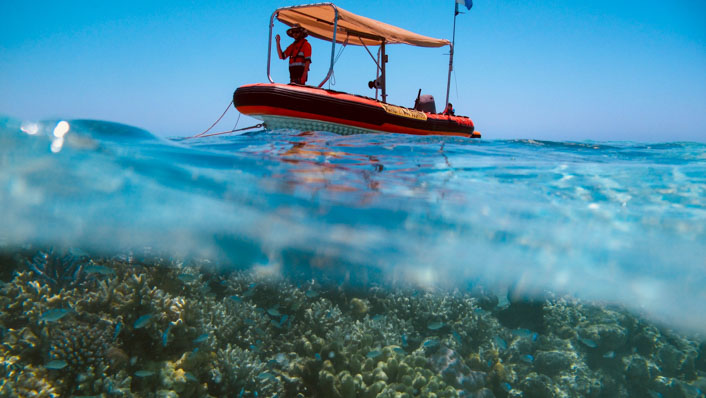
[233,83,479,138]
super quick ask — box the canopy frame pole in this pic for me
[381,41,387,103]
[359,38,381,71]
[444,1,459,111]
[267,4,339,87]
[317,5,339,88]
[267,10,277,83]
[375,47,381,100]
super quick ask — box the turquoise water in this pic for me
[1,116,705,334]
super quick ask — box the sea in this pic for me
[1,116,705,397]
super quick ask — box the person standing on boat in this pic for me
[276,24,312,85]
[442,103,455,116]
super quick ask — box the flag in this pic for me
[456,0,473,10]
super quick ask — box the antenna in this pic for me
[444,2,460,111]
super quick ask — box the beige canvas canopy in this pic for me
[267,3,457,105]
[276,3,450,48]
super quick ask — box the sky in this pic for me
[1,0,705,142]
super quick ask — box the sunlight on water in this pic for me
[1,117,705,332]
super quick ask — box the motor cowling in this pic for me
[414,94,436,113]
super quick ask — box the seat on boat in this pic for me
[414,94,436,114]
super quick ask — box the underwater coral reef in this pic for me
[0,249,704,397]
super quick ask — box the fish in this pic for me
[452,330,463,345]
[84,265,115,275]
[392,347,406,354]
[257,372,276,381]
[39,308,69,322]
[427,321,444,330]
[134,370,154,377]
[113,322,122,340]
[193,333,209,344]
[314,353,322,361]
[401,334,408,347]
[267,307,281,317]
[162,324,172,347]
[366,350,382,359]
[647,391,664,398]
[423,339,439,348]
[133,314,154,329]
[45,359,68,370]
[603,351,615,359]
[177,273,198,283]
[520,354,534,363]
[279,315,289,326]
[512,328,538,341]
[242,285,256,298]
[501,382,512,392]
[305,290,319,298]
[493,336,508,350]
[229,295,242,302]
[184,372,198,382]
[579,337,598,348]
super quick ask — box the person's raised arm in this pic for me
[275,34,285,60]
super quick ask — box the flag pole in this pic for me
[444,2,459,113]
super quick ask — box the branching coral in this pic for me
[1,250,705,398]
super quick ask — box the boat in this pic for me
[233,3,480,138]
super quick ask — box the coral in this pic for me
[0,357,58,398]
[211,343,281,397]
[25,249,89,293]
[1,250,705,397]
[532,350,574,376]
[46,319,127,395]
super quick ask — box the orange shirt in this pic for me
[284,39,312,66]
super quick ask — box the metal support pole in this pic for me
[444,2,459,111]
[381,41,387,103]
[267,4,339,87]
[444,44,453,110]
[375,47,381,100]
[267,11,277,83]
[318,5,339,88]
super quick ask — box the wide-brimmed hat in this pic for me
[286,24,308,38]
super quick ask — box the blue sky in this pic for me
[1,0,704,141]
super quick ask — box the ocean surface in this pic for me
[1,116,705,333]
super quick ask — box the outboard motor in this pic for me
[413,90,436,113]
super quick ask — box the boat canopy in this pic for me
[276,3,451,48]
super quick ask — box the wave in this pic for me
[1,116,705,333]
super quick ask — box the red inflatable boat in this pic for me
[234,83,477,138]
[233,3,479,139]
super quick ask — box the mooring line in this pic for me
[179,100,264,140]
[184,123,264,139]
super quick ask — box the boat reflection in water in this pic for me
[233,129,471,210]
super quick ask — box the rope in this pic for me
[193,100,234,138]
[328,38,348,88]
[179,99,264,141]
[180,123,264,140]
[232,112,241,131]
